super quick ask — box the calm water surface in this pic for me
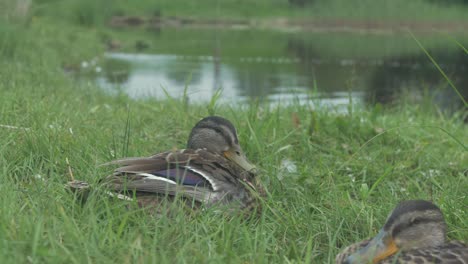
[92,28,467,110]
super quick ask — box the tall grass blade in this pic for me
[123,107,131,157]
[409,31,467,107]
[207,89,223,115]
[452,39,468,54]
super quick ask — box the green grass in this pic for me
[1,65,467,263]
[1,7,467,264]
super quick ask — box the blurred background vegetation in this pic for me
[3,0,468,27]
[1,0,467,109]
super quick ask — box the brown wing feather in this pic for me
[102,149,258,209]
[105,149,233,174]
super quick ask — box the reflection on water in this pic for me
[98,53,239,102]
[97,53,363,109]
[95,29,467,110]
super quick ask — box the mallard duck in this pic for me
[336,200,468,264]
[68,116,261,212]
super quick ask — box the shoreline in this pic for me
[109,15,468,34]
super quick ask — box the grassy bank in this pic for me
[1,19,468,264]
[1,70,467,263]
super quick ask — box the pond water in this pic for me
[92,28,467,110]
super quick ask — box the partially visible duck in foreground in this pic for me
[336,200,468,263]
[68,116,262,213]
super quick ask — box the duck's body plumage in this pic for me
[337,240,468,264]
[337,200,468,264]
[387,241,468,264]
[68,116,261,213]
[103,148,259,210]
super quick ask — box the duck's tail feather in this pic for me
[66,180,92,203]
[66,180,134,203]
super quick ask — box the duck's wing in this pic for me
[103,149,256,207]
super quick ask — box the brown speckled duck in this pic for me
[68,116,262,213]
[336,200,468,264]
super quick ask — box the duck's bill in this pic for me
[224,150,257,173]
[345,229,398,264]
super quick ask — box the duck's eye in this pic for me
[410,218,421,226]
[235,151,241,155]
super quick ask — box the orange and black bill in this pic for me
[345,229,399,264]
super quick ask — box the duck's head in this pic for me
[345,200,447,264]
[187,116,256,173]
